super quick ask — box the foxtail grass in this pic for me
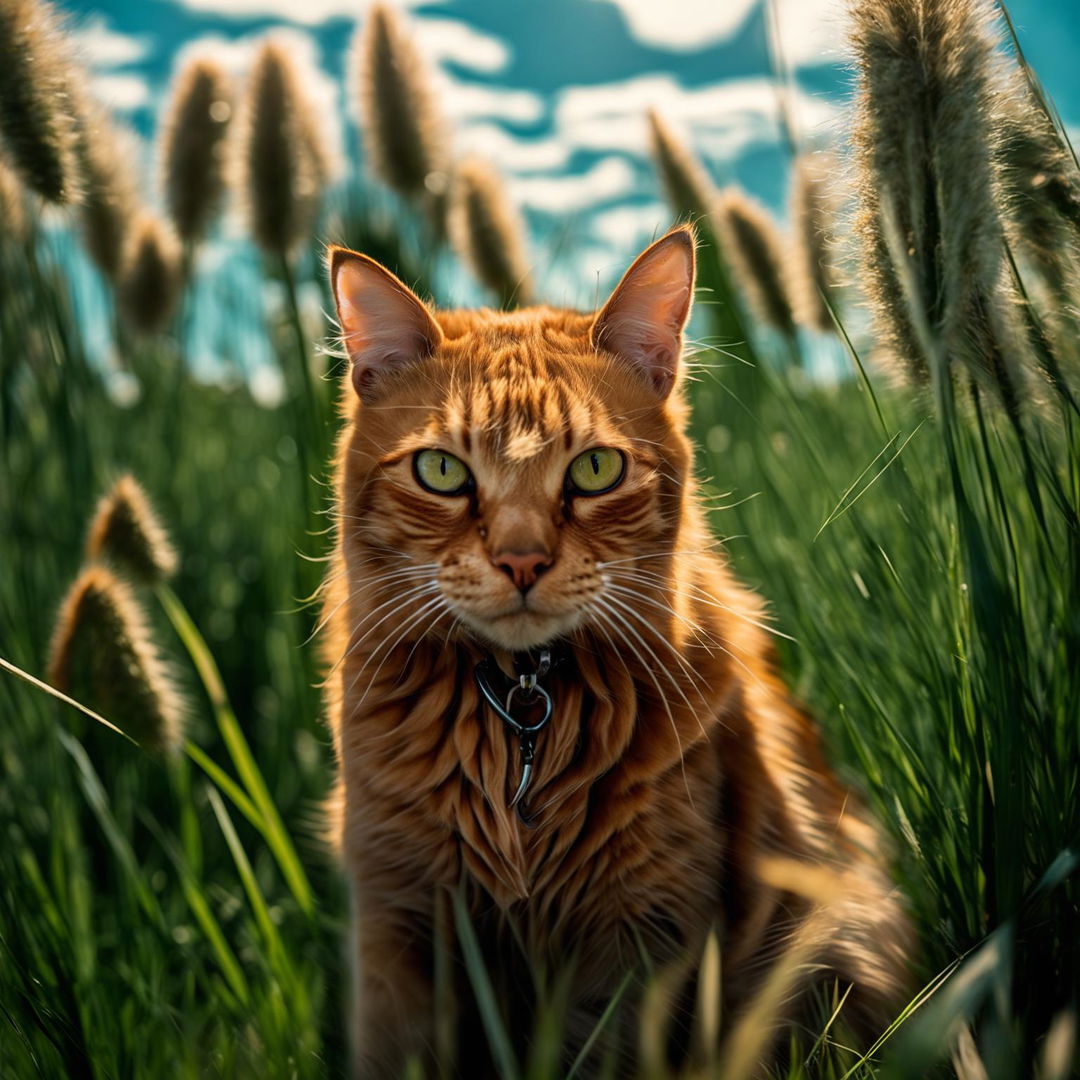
[354,3,448,203]
[647,109,716,224]
[235,38,329,258]
[789,151,841,333]
[715,186,796,341]
[850,0,1031,413]
[47,565,184,753]
[158,52,233,247]
[997,88,1080,284]
[116,212,182,336]
[0,0,79,203]
[73,97,141,282]
[85,474,178,583]
[0,155,27,243]
[449,156,533,307]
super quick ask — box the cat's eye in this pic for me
[567,447,625,495]
[414,449,472,495]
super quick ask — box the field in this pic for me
[0,0,1078,1076]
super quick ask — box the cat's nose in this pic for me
[492,550,554,593]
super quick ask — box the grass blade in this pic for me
[157,583,314,917]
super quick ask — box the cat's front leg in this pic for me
[348,889,437,1079]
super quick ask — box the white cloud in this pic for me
[91,73,152,111]
[593,0,757,51]
[771,0,851,69]
[595,0,845,70]
[437,77,544,125]
[588,200,671,252]
[510,156,636,213]
[413,19,511,74]
[73,15,152,68]
[456,123,569,173]
[175,0,441,27]
[555,74,839,158]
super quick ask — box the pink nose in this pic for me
[492,550,554,592]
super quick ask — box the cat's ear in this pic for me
[329,246,443,401]
[590,227,695,398]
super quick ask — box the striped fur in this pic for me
[322,228,911,1076]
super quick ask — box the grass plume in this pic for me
[789,151,841,333]
[86,474,178,584]
[74,97,141,282]
[715,186,796,340]
[995,78,1080,297]
[0,155,27,244]
[0,0,79,203]
[117,212,182,336]
[47,565,184,753]
[354,3,448,202]
[646,108,716,224]
[235,38,329,258]
[850,0,1029,411]
[159,52,233,247]
[449,157,533,307]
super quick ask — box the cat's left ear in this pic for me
[329,246,444,402]
[590,226,695,399]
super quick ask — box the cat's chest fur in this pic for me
[337,640,731,936]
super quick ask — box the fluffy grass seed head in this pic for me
[354,3,448,201]
[0,0,80,203]
[0,155,28,244]
[236,38,329,257]
[47,565,184,753]
[647,108,716,224]
[788,151,841,333]
[449,156,534,308]
[159,52,233,245]
[850,0,1027,409]
[715,186,796,339]
[996,77,1080,296]
[86,474,178,583]
[117,212,183,336]
[74,97,141,281]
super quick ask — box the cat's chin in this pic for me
[456,608,585,652]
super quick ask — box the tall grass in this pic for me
[0,0,1077,1077]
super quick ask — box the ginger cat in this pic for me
[322,227,910,1077]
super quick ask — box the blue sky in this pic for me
[61,0,1080,308]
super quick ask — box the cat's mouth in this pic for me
[456,601,586,651]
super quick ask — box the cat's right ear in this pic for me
[329,247,443,402]
[590,226,696,399]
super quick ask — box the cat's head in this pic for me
[329,228,697,652]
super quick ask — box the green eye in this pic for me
[567,447,625,495]
[414,449,472,495]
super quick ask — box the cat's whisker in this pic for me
[349,596,451,708]
[307,566,438,647]
[602,581,719,653]
[598,595,712,737]
[603,563,793,641]
[395,601,461,686]
[603,590,756,707]
[596,549,718,568]
[326,581,441,682]
[603,569,762,660]
[345,598,448,704]
[589,601,695,811]
[600,583,720,675]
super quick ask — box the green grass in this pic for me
[3,58,1080,1080]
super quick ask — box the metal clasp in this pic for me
[474,650,554,821]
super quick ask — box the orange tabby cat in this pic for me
[322,227,910,1076]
